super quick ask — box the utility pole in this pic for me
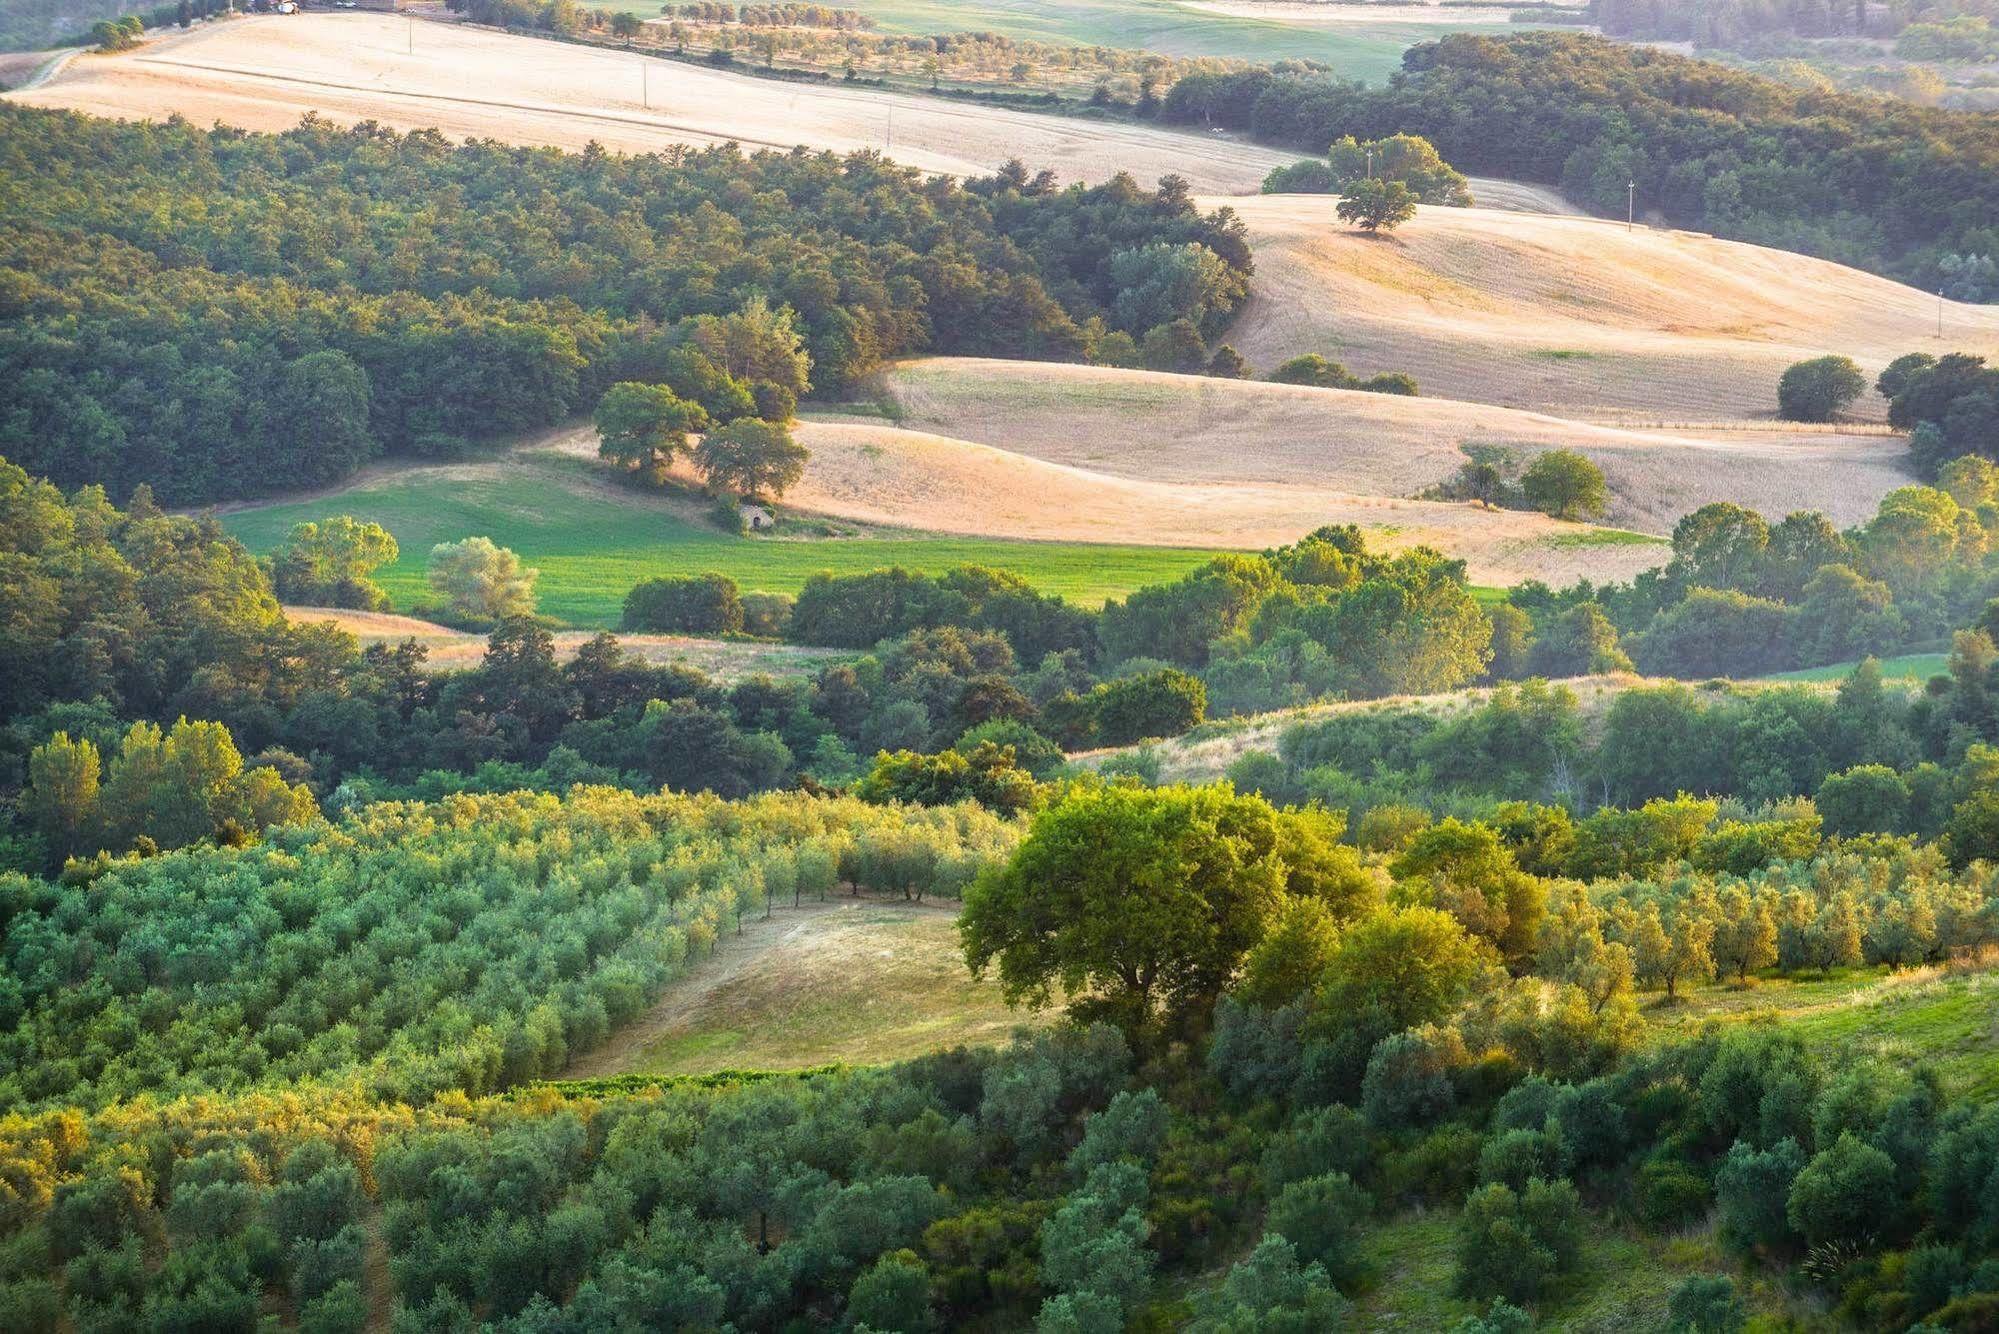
[641,58,649,109]
[406,15,413,55]
[1365,146,1374,180]
[1939,287,1945,339]
[1626,180,1635,232]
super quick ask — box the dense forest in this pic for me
[0,106,1250,504]
[1162,30,1999,290]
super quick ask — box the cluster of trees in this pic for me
[1160,31,1999,292]
[1262,131,1473,208]
[663,1,873,26]
[1429,446,1610,521]
[0,108,1250,504]
[22,718,317,867]
[1879,351,1999,475]
[955,775,1999,1321]
[594,362,810,500]
[88,12,141,47]
[1238,652,1999,848]
[1123,529,1494,713]
[1269,352,1419,396]
[269,517,400,611]
[1898,15,1999,60]
[1483,454,1999,681]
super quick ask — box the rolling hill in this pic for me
[1214,192,1999,422]
[871,357,1912,531]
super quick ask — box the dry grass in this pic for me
[9,14,1302,191]
[877,357,1911,530]
[0,50,61,87]
[285,605,846,678]
[776,417,1665,585]
[562,899,1045,1078]
[1214,192,1999,423]
[1071,673,1648,780]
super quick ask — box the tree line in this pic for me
[1161,30,1999,294]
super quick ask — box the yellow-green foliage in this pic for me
[0,787,1019,1111]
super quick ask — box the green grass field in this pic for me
[220,453,1224,627]
[1759,652,1949,684]
[1645,962,1999,1100]
[614,0,1537,84]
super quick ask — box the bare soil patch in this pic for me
[285,605,845,678]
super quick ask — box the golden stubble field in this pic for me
[1216,193,1999,423]
[871,358,1912,532]
[8,13,1301,190]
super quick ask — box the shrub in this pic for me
[1187,1236,1350,1330]
[848,1249,936,1332]
[1265,1172,1370,1285]
[1787,1132,1898,1249]
[1089,670,1207,746]
[1520,449,1608,520]
[1261,160,1337,193]
[1636,1155,1711,1228]
[1778,355,1867,423]
[622,573,745,634]
[1453,1178,1583,1305]
[1361,1029,1460,1130]
[1667,1274,1746,1333]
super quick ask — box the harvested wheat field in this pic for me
[529,418,1661,586]
[1213,193,1999,421]
[285,606,847,678]
[774,419,1665,585]
[874,358,1911,530]
[9,14,1302,191]
[0,50,63,89]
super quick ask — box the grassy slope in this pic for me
[1652,962,1999,1101]
[566,900,1047,1078]
[219,452,1225,628]
[1759,652,1949,684]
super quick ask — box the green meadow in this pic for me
[1759,652,1949,684]
[218,454,1227,628]
[603,0,1539,85]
